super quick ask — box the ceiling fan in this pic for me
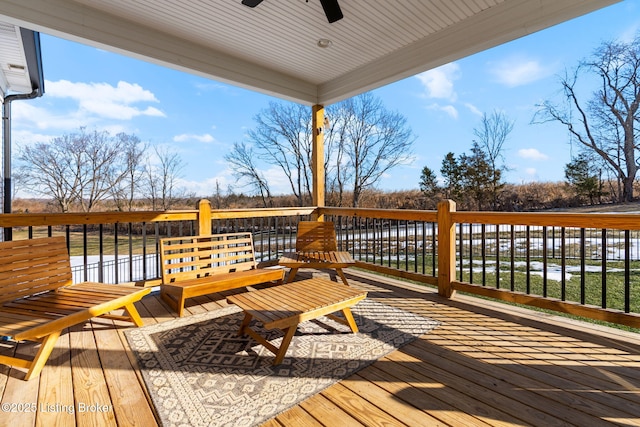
[242,0,343,24]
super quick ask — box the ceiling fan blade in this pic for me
[241,0,263,7]
[319,0,343,23]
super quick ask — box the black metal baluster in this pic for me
[601,228,607,308]
[420,221,425,274]
[481,224,486,286]
[99,224,104,283]
[510,225,515,291]
[155,223,160,278]
[460,223,465,282]
[384,220,389,268]
[66,225,70,252]
[561,227,566,301]
[580,228,586,305]
[496,224,500,289]
[542,226,548,297]
[142,222,147,280]
[432,222,436,276]
[83,224,88,282]
[404,220,409,271]
[129,223,134,282]
[114,224,119,284]
[625,229,631,313]
[526,226,531,294]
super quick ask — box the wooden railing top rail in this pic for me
[210,207,316,220]
[2,205,639,230]
[452,211,640,230]
[0,210,199,228]
[319,207,438,222]
[0,206,317,229]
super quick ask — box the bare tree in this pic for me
[339,93,415,207]
[324,102,352,206]
[534,34,640,202]
[18,127,141,212]
[232,93,414,208]
[247,102,313,206]
[225,142,273,207]
[109,133,146,211]
[144,145,186,210]
[473,110,513,209]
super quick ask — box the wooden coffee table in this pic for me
[278,251,356,285]
[226,278,367,365]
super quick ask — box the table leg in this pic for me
[341,307,359,333]
[285,268,299,283]
[273,325,297,365]
[238,312,252,336]
[336,268,349,286]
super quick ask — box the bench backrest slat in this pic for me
[160,233,258,283]
[0,236,73,303]
[295,221,338,252]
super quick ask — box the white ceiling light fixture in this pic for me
[317,38,332,48]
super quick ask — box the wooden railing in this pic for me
[319,201,640,329]
[1,199,638,328]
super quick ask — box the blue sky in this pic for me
[11,1,640,197]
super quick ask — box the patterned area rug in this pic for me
[125,298,439,427]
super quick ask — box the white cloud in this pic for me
[415,63,460,101]
[12,129,52,147]
[464,102,483,117]
[619,22,640,43]
[425,103,458,119]
[173,133,216,143]
[12,102,86,130]
[518,148,549,161]
[45,79,166,120]
[525,168,537,176]
[178,175,230,197]
[489,57,554,87]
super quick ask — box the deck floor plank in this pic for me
[36,330,74,427]
[297,393,365,427]
[68,323,117,427]
[1,269,640,426]
[273,405,324,427]
[358,363,506,427]
[320,382,410,426]
[341,373,448,427]
[1,341,40,427]
[92,318,158,427]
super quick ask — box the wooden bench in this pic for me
[227,277,367,364]
[0,236,150,380]
[159,233,285,317]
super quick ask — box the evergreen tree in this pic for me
[564,153,604,204]
[459,143,495,210]
[440,152,463,200]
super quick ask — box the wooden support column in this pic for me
[312,104,325,221]
[437,199,457,298]
[197,199,212,236]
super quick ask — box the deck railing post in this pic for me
[197,199,212,236]
[438,199,456,298]
[311,104,325,222]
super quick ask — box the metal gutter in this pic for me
[2,28,44,240]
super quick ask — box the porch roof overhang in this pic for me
[0,22,44,101]
[0,0,620,106]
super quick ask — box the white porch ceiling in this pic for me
[0,0,620,105]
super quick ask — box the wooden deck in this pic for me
[1,269,639,426]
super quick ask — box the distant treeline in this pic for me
[12,180,640,214]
